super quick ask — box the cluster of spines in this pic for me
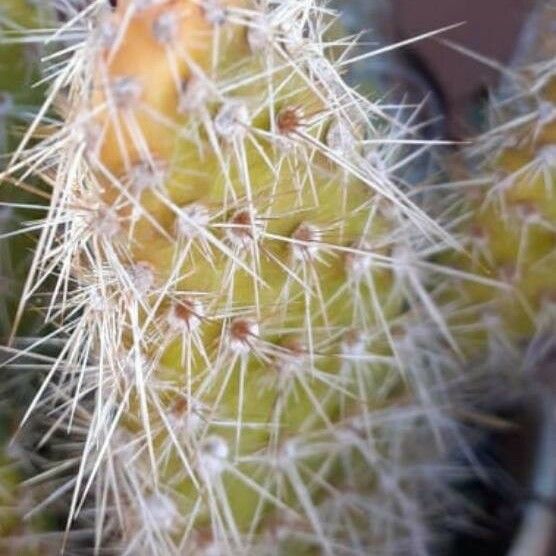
[0,1,553,554]
[438,4,556,360]
[3,1,491,555]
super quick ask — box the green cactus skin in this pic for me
[2,1,478,554]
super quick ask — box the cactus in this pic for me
[440,1,556,361]
[8,0,555,554]
[3,0,479,554]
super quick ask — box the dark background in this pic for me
[387,0,533,139]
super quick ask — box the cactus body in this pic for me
[5,1,470,554]
[442,4,556,357]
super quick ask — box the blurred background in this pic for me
[337,2,555,555]
[340,0,533,140]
